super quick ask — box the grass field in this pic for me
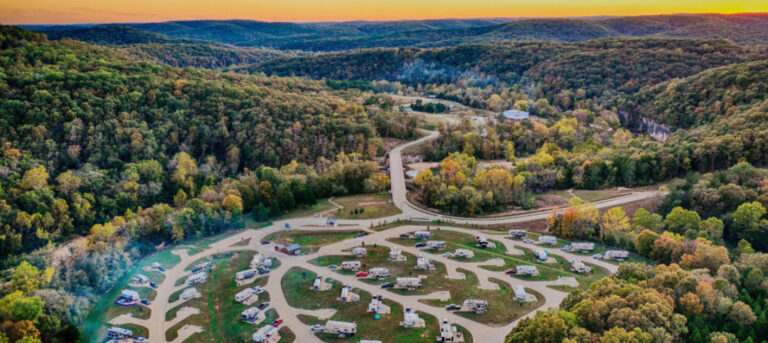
[79,248,182,343]
[310,246,430,285]
[329,194,402,220]
[281,267,470,343]
[265,229,364,254]
[165,251,277,342]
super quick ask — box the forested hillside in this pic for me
[250,39,768,111]
[35,14,768,52]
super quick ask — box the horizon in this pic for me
[2,0,767,26]
[12,12,768,27]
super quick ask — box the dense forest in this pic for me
[0,26,420,342]
[2,10,768,343]
[35,14,768,51]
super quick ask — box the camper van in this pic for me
[516,265,539,276]
[571,242,595,252]
[604,250,630,260]
[413,231,432,239]
[508,230,527,239]
[514,285,527,301]
[426,240,446,250]
[538,235,557,245]
[340,261,362,271]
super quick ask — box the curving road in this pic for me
[113,132,661,343]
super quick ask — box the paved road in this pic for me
[116,133,659,342]
[388,130,661,224]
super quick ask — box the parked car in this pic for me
[593,254,603,259]
[561,245,572,251]
[149,282,158,289]
[356,232,368,238]
[328,264,338,270]
[415,243,426,248]
[355,272,368,277]
[311,324,325,332]
[381,282,394,289]
[443,252,454,258]
[272,318,283,327]
[523,238,534,244]
[445,304,461,310]
[158,266,166,272]
[399,234,410,238]
[258,269,270,275]
[258,302,269,310]
[261,240,271,245]
[505,269,517,275]
[141,298,151,305]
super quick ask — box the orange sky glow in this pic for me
[1,0,766,25]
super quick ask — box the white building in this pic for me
[367,295,390,314]
[368,267,390,279]
[250,254,265,269]
[514,285,527,301]
[236,269,259,280]
[252,325,280,343]
[437,319,464,342]
[516,265,539,276]
[338,285,360,302]
[388,247,406,262]
[187,272,208,285]
[453,249,474,258]
[235,288,259,305]
[461,299,488,314]
[413,231,432,239]
[324,320,357,335]
[538,235,557,245]
[508,230,527,238]
[400,307,425,328]
[476,235,488,248]
[571,242,595,252]
[120,289,140,302]
[352,247,367,257]
[604,250,630,260]
[534,249,548,261]
[241,307,260,322]
[107,327,133,340]
[415,255,434,270]
[570,259,591,273]
[181,287,201,300]
[341,260,362,271]
[395,277,422,290]
[132,274,149,284]
[426,240,446,250]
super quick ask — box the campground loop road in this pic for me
[120,131,660,342]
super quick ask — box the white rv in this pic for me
[341,260,362,271]
[338,285,360,302]
[476,235,488,248]
[250,254,265,269]
[252,325,280,343]
[389,247,406,262]
[426,240,446,250]
[538,235,557,245]
[514,285,527,301]
[604,250,630,260]
[368,267,390,279]
[187,272,208,285]
[352,247,367,257]
[534,249,548,261]
[516,265,539,276]
[437,319,464,342]
[235,288,259,305]
[415,255,434,270]
[461,299,488,314]
[395,277,422,290]
[569,258,591,273]
[400,307,425,328]
[236,269,259,280]
[571,242,595,252]
[413,231,432,239]
[453,249,474,258]
[181,287,200,300]
[241,307,260,321]
[324,320,357,335]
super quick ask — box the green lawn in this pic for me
[165,251,275,342]
[329,194,402,220]
[309,246,431,286]
[281,268,458,343]
[265,229,364,254]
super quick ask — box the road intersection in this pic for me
[110,131,658,342]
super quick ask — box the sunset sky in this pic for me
[1,0,767,25]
